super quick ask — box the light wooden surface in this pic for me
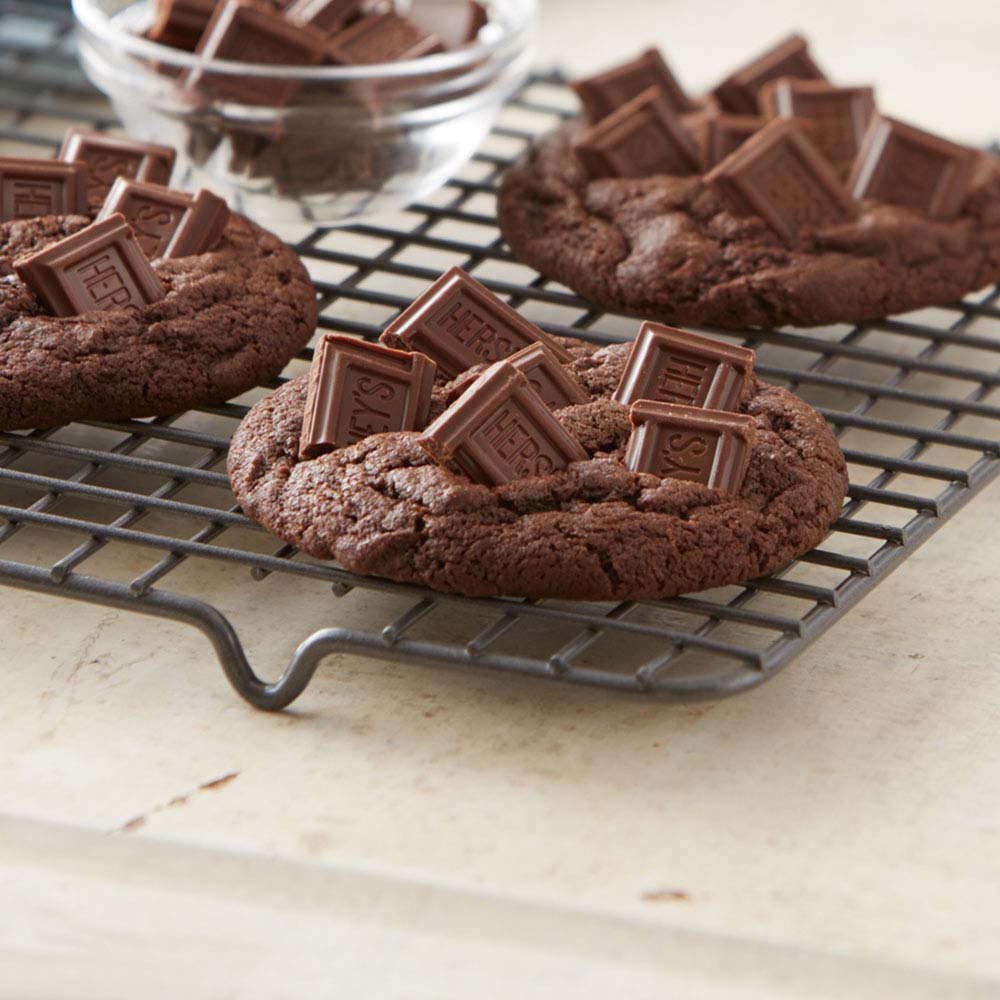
[2,1,1000,997]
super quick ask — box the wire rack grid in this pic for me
[2,0,1000,709]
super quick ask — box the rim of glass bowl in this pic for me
[72,0,536,82]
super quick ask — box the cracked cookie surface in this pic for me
[497,124,1000,329]
[0,213,317,431]
[228,336,848,600]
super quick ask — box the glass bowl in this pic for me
[71,0,535,222]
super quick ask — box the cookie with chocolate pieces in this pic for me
[230,310,848,600]
[498,33,1000,328]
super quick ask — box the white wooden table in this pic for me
[2,2,1000,996]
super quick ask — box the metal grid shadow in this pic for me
[2,0,1000,708]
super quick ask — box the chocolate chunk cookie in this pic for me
[0,212,316,431]
[229,336,848,601]
[497,124,1000,330]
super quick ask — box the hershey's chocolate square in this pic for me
[14,213,165,318]
[700,114,765,169]
[848,115,978,220]
[299,334,437,459]
[712,33,826,114]
[380,266,572,379]
[184,0,328,105]
[147,0,216,50]
[0,158,89,221]
[613,322,755,411]
[96,179,230,259]
[326,10,443,63]
[705,119,856,242]
[759,80,876,177]
[59,129,176,212]
[574,86,700,180]
[418,361,588,486]
[409,0,487,50]
[571,47,694,122]
[284,0,363,34]
[507,342,589,410]
[625,400,755,494]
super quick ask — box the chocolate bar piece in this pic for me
[507,342,589,410]
[96,179,229,259]
[571,47,694,122]
[712,33,826,114]
[613,322,754,411]
[705,119,856,242]
[326,11,443,64]
[0,157,89,221]
[284,0,363,34]
[184,1,328,105]
[59,129,176,212]
[409,0,487,49]
[759,80,875,177]
[14,213,165,317]
[299,334,437,459]
[381,266,572,379]
[848,115,978,220]
[574,87,700,180]
[624,400,754,494]
[701,114,764,169]
[147,0,216,50]
[417,360,587,486]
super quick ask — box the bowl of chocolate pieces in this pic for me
[72,0,534,222]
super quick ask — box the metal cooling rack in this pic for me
[2,0,1000,709]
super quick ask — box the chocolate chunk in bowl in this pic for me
[72,0,534,222]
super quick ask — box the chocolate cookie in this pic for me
[228,336,848,601]
[497,123,1000,330]
[0,211,317,431]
